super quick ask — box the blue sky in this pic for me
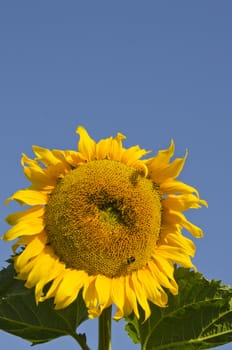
[0,1,231,349]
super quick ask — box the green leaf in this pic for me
[125,315,140,344]
[0,263,90,349]
[125,267,232,350]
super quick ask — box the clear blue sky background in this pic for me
[0,1,231,349]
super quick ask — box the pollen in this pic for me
[45,159,162,277]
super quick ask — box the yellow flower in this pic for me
[3,126,207,320]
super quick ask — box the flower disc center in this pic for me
[45,160,162,277]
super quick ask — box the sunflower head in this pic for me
[3,126,207,320]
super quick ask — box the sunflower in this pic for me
[3,126,207,320]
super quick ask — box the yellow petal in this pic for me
[22,153,51,185]
[42,272,65,301]
[111,276,126,320]
[35,259,66,303]
[95,275,112,312]
[33,146,57,165]
[24,250,65,304]
[64,150,86,167]
[76,126,96,161]
[3,219,45,241]
[54,269,87,309]
[182,218,204,238]
[162,232,196,257]
[121,145,150,165]
[15,235,46,270]
[153,152,187,183]
[12,235,36,253]
[82,276,100,317]
[163,194,208,211]
[15,255,36,278]
[163,208,204,238]
[157,245,194,268]
[160,180,199,196]
[5,189,47,206]
[114,276,133,320]
[125,275,139,318]
[6,206,44,225]
[147,140,175,171]
[148,260,178,295]
[108,133,126,161]
[26,252,55,288]
[131,271,150,320]
[152,255,175,280]
[95,137,113,159]
[137,268,168,309]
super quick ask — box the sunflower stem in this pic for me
[98,306,112,350]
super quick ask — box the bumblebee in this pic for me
[127,256,135,264]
